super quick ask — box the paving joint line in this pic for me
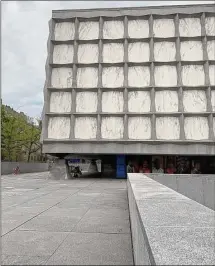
[2,187,84,237]
[2,179,99,237]
[41,178,101,265]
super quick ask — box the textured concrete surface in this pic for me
[1,162,48,175]
[128,174,215,265]
[146,174,215,210]
[2,172,133,265]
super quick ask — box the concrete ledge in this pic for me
[128,174,215,265]
[145,174,215,210]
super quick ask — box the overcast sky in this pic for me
[2,1,214,118]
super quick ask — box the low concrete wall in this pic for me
[128,174,215,265]
[145,174,215,210]
[1,162,49,175]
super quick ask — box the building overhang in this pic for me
[42,140,215,155]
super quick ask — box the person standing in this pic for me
[127,161,134,173]
[191,162,201,174]
[152,159,164,173]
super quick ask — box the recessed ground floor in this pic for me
[63,155,215,179]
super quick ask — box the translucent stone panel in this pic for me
[182,65,205,86]
[103,20,124,39]
[207,40,215,60]
[154,42,176,62]
[209,65,215,85]
[128,66,150,87]
[128,117,151,139]
[153,19,175,37]
[128,42,150,62]
[50,92,72,113]
[183,90,207,112]
[79,21,99,40]
[156,117,180,140]
[128,19,149,38]
[179,18,201,37]
[48,117,70,139]
[154,66,177,87]
[78,44,98,63]
[184,117,209,140]
[213,117,215,137]
[205,17,215,36]
[155,91,178,112]
[102,91,124,113]
[76,92,97,113]
[53,45,74,64]
[180,41,203,61]
[128,91,151,112]
[101,117,124,139]
[77,67,98,88]
[54,22,75,41]
[103,43,124,63]
[211,90,215,111]
[102,67,124,87]
[75,117,97,139]
[51,68,73,88]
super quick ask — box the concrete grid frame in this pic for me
[41,4,215,155]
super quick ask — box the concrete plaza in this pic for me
[1,173,133,265]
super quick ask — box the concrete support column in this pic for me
[49,159,72,180]
[88,160,98,173]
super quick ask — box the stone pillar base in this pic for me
[49,159,72,180]
[88,160,98,173]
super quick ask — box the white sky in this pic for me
[2,1,214,118]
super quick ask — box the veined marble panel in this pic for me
[128,19,149,38]
[183,90,207,112]
[50,92,72,113]
[128,117,151,139]
[53,45,74,64]
[78,44,98,63]
[179,18,201,37]
[128,66,150,87]
[207,40,215,60]
[76,92,98,113]
[48,117,70,139]
[154,42,176,62]
[102,91,124,113]
[156,117,180,140]
[128,42,150,62]
[75,117,97,139]
[211,90,215,111]
[103,20,124,39]
[155,90,178,112]
[102,67,124,87]
[154,66,177,87]
[205,17,215,36]
[180,41,203,61]
[101,117,124,139]
[153,19,175,37]
[79,21,99,40]
[103,43,124,63]
[51,68,73,88]
[209,65,215,85]
[184,117,209,140]
[54,22,75,40]
[128,91,151,112]
[77,67,98,88]
[182,65,205,86]
[213,117,215,137]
